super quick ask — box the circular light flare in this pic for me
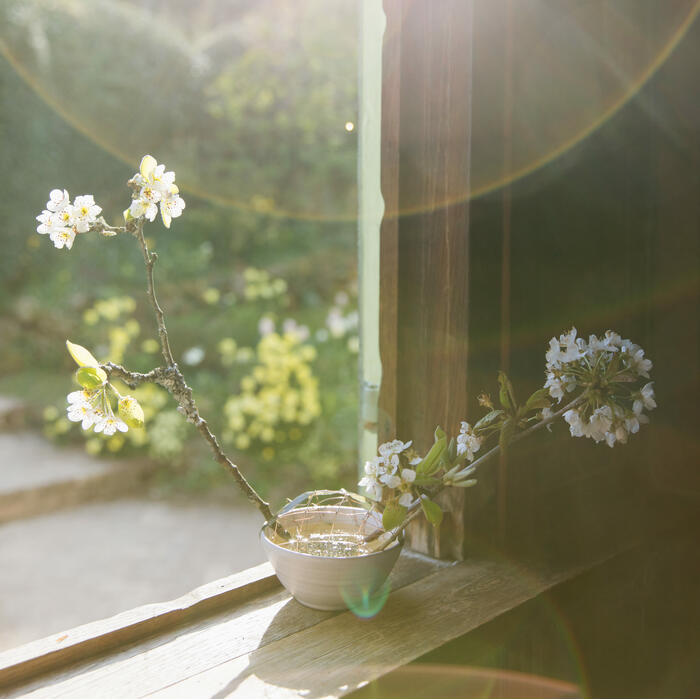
[344,121,355,132]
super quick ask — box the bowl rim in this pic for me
[260,505,402,562]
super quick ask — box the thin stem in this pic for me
[134,220,176,368]
[448,394,585,482]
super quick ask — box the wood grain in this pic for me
[379,0,474,560]
[377,0,402,442]
[144,557,597,699]
[0,563,278,692]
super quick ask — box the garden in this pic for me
[0,0,360,504]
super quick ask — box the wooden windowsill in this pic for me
[0,537,635,699]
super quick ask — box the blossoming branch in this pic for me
[33,154,658,550]
[359,327,657,548]
[35,155,282,531]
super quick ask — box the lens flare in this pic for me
[342,578,391,618]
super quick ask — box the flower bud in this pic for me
[118,396,145,429]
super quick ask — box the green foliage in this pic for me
[497,371,517,413]
[382,502,407,532]
[525,387,552,411]
[474,409,505,431]
[420,497,443,528]
[415,431,447,477]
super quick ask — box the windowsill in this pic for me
[0,534,643,699]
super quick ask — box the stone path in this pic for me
[0,498,265,652]
[0,403,265,653]
[0,432,154,524]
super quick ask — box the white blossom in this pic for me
[94,415,128,436]
[541,406,555,432]
[564,408,585,438]
[401,468,416,483]
[160,187,186,228]
[72,195,102,233]
[628,348,653,378]
[379,473,401,489]
[624,415,641,434]
[358,476,383,502]
[50,228,76,250]
[398,492,413,507]
[545,327,583,369]
[36,190,102,250]
[587,405,613,443]
[586,333,619,355]
[457,421,481,461]
[66,389,101,430]
[633,382,656,415]
[130,184,161,222]
[47,189,70,212]
[129,155,185,228]
[36,210,59,235]
[358,439,414,503]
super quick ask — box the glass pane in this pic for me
[0,0,359,649]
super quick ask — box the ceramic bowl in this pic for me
[260,505,402,611]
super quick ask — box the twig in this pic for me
[134,220,176,367]
[446,394,585,482]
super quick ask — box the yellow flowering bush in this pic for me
[242,267,288,301]
[223,331,321,460]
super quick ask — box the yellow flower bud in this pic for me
[118,396,145,429]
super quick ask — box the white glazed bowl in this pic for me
[260,506,402,611]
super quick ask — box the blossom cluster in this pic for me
[359,439,418,506]
[545,327,656,447]
[66,389,128,436]
[36,156,185,254]
[36,190,102,250]
[128,155,185,228]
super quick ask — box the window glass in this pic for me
[0,0,358,648]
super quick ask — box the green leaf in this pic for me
[382,502,407,531]
[447,437,457,464]
[66,340,100,368]
[452,478,478,489]
[75,366,106,389]
[497,371,513,411]
[412,475,441,488]
[525,387,552,411]
[474,409,505,431]
[434,426,446,442]
[421,498,443,527]
[415,435,447,476]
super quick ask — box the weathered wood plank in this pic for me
[145,557,594,699]
[379,0,474,561]
[2,551,444,698]
[377,0,402,442]
[0,563,278,692]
